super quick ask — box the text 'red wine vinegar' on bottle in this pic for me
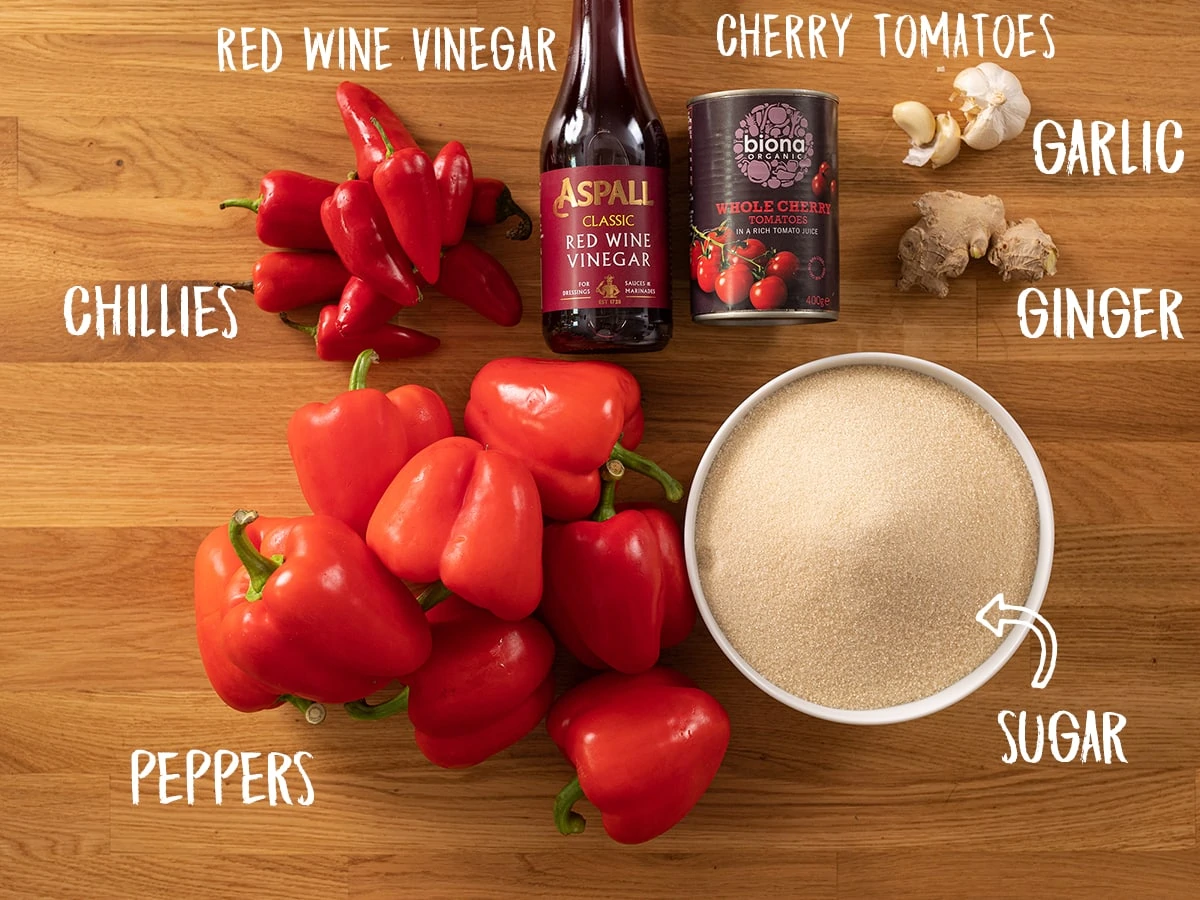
[540,0,672,354]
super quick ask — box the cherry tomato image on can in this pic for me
[811,171,829,201]
[715,261,753,306]
[696,254,719,293]
[750,275,788,311]
[690,239,705,278]
[818,161,833,178]
[704,228,728,258]
[731,238,767,263]
[766,251,802,282]
[829,178,838,199]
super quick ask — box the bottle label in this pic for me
[540,164,670,313]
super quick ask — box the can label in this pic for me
[540,164,670,313]
[689,94,838,321]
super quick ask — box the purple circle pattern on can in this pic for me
[734,102,816,188]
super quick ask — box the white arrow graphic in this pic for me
[976,593,1058,690]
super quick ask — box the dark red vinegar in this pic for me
[540,0,671,354]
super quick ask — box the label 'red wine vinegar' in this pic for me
[540,164,670,314]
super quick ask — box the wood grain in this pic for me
[1,0,1198,897]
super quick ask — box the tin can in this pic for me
[688,89,839,324]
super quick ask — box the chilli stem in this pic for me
[219,196,262,212]
[370,117,396,158]
[610,443,683,503]
[282,695,327,725]
[553,776,587,836]
[227,509,280,601]
[417,582,453,612]
[592,460,624,523]
[348,349,378,391]
[344,687,410,721]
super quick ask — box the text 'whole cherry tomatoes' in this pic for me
[750,275,788,310]
[715,261,753,306]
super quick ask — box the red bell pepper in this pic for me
[281,307,440,362]
[464,358,682,521]
[347,595,555,767]
[366,436,543,621]
[220,170,336,251]
[548,667,730,844]
[334,276,402,336]
[220,251,349,313]
[321,179,421,307]
[432,141,474,247]
[370,118,443,284]
[220,510,432,703]
[287,349,452,536]
[386,383,455,450]
[195,514,291,713]
[426,241,522,327]
[337,81,418,180]
[469,176,533,241]
[541,468,695,673]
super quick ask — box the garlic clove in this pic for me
[903,113,962,169]
[929,113,962,168]
[893,101,936,145]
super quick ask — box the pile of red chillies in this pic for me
[219,81,533,361]
[194,355,731,844]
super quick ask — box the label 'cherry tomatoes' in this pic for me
[766,251,802,282]
[696,255,718,293]
[715,261,753,306]
[750,275,788,311]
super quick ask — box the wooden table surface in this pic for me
[2,1,1198,897]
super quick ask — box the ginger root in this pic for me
[897,190,1058,297]
[989,218,1058,283]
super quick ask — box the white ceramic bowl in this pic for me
[683,352,1055,725]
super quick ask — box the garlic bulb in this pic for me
[951,62,1031,151]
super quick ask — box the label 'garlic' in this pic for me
[952,62,1031,151]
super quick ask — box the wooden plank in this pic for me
[0,775,111,855]
[350,850,837,899]
[1,852,350,900]
[836,850,1200,899]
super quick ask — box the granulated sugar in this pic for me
[695,365,1040,710]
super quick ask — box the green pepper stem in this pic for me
[218,280,254,293]
[344,687,410,721]
[497,188,533,241]
[348,349,378,391]
[370,117,396,158]
[219,196,262,213]
[610,443,684,503]
[554,776,587,836]
[279,312,318,340]
[282,695,327,725]
[228,509,280,601]
[417,582,453,612]
[592,460,624,523]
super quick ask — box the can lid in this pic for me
[688,88,840,106]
